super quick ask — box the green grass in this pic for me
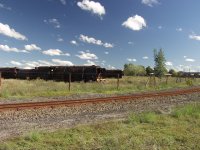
[1,103,200,150]
[0,76,199,99]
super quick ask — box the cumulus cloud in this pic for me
[79,34,113,48]
[142,56,149,59]
[24,44,41,51]
[128,41,134,45]
[165,61,173,66]
[107,65,115,69]
[60,0,66,5]
[0,22,27,40]
[141,0,159,7]
[127,58,137,62]
[185,58,195,62]
[122,15,147,31]
[44,18,61,28]
[158,26,162,29]
[77,0,105,17]
[84,60,96,66]
[103,43,113,48]
[70,40,78,45]
[52,59,73,66]
[104,51,109,54]
[42,49,70,56]
[176,28,183,32]
[0,3,11,10]
[10,61,22,66]
[0,44,27,53]
[57,38,64,42]
[76,51,98,60]
[189,34,200,41]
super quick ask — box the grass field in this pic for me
[1,103,200,150]
[0,76,199,99]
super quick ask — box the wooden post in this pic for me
[153,75,156,87]
[117,74,119,90]
[69,73,71,91]
[0,72,1,88]
[166,76,168,84]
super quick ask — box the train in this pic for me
[0,65,123,82]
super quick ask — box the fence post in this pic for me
[117,74,119,90]
[153,75,156,88]
[69,73,71,91]
[0,72,1,88]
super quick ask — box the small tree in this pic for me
[146,66,154,76]
[169,69,177,77]
[124,63,146,76]
[154,49,167,78]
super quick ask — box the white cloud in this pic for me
[76,51,98,60]
[165,61,173,66]
[142,56,149,59]
[141,0,159,7]
[122,15,147,31]
[107,65,115,69]
[176,28,183,32]
[79,34,113,48]
[38,60,54,66]
[60,0,66,5]
[127,58,137,62]
[104,51,109,54]
[57,38,64,42]
[103,43,113,48]
[21,60,55,68]
[158,25,162,29]
[42,49,70,56]
[0,22,27,40]
[24,44,41,51]
[24,61,40,68]
[128,41,134,45]
[84,60,96,66]
[70,40,78,45]
[10,61,22,66]
[52,59,73,66]
[189,34,200,41]
[77,0,105,17]
[44,18,61,28]
[0,44,27,53]
[185,58,195,62]
[0,3,11,10]
[183,56,187,58]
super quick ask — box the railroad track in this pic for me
[0,87,200,112]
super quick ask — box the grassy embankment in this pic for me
[1,103,200,149]
[0,76,199,99]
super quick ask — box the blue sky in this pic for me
[0,0,200,71]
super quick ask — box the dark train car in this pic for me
[16,69,38,80]
[0,67,18,79]
[36,66,55,80]
[102,69,123,78]
[52,65,105,82]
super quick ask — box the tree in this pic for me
[154,49,167,78]
[169,69,177,77]
[146,66,154,76]
[124,63,146,76]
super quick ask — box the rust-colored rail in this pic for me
[0,87,200,112]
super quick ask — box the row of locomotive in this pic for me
[0,65,123,82]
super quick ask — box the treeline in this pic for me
[124,49,178,77]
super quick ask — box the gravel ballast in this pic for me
[0,92,200,141]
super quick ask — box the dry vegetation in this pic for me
[0,76,200,99]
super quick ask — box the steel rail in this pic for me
[0,87,200,112]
